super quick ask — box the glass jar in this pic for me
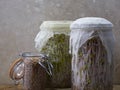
[70,17,115,90]
[9,52,52,90]
[35,21,72,88]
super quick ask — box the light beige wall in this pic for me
[0,0,120,85]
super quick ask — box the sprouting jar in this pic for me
[70,17,115,90]
[9,52,52,90]
[35,21,72,88]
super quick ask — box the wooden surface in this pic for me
[0,85,120,90]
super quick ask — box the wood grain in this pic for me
[0,85,120,90]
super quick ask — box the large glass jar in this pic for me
[35,21,72,88]
[70,17,115,90]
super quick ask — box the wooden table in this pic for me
[0,85,120,90]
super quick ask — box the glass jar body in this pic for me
[72,36,113,90]
[41,33,71,88]
[23,56,46,90]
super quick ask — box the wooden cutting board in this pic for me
[0,85,120,90]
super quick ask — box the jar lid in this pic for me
[40,21,72,31]
[70,17,113,30]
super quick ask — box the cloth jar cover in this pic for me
[70,17,115,90]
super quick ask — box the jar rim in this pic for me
[40,21,72,31]
[70,17,113,30]
[20,52,46,57]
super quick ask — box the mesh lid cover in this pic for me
[70,17,113,30]
[40,21,72,31]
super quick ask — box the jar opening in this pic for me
[40,21,72,32]
[70,17,113,30]
[20,52,46,58]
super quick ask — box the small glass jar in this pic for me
[70,17,115,90]
[35,21,72,88]
[22,52,48,90]
[9,52,52,90]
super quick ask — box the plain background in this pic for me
[0,0,120,85]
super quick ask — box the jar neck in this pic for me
[20,52,47,59]
[41,27,71,32]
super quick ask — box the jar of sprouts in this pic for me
[9,52,52,90]
[70,17,115,90]
[35,21,72,88]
